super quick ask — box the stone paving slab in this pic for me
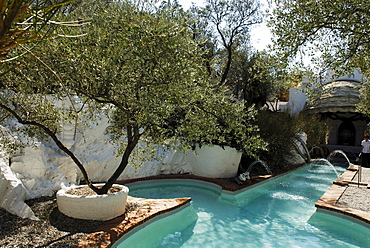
[316,165,370,227]
[78,197,191,248]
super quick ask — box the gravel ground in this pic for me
[0,196,104,248]
[336,186,370,212]
[336,167,370,212]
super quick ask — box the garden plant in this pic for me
[0,0,265,195]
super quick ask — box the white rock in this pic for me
[0,155,38,220]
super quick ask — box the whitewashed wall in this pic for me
[0,100,307,219]
[0,112,242,218]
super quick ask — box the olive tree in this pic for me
[197,0,263,86]
[269,0,370,121]
[227,49,294,109]
[0,0,78,60]
[1,0,265,194]
[269,0,370,72]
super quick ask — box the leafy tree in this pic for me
[198,0,263,86]
[1,0,265,194]
[269,0,370,73]
[186,5,218,78]
[190,0,291,109]
[269,0,370,126]
[228,49,294,108]
[0,0,77,60]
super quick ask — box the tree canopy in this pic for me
[185,0,290,108]
[197,0,263,86]
[269,0,370,73]
[1,0,265,194]
[269,0,370,122]
[226,49,292,108]
[0,0,78,60]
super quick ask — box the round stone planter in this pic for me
[188,145,242,178]
[56,183,129,221]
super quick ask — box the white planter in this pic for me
[56,184,129,221]
[188,145,242,178]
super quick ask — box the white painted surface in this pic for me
[187,145,242,178]
[0,152,38,220]
[56,184,129,221]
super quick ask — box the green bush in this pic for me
[257,110,329,173]
[294,113,330,149]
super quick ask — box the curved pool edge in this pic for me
[77,170,295,248]
[77,197,192,248]
[315,167,370,229]
[119,163,308,196]
[78,162,370,247]
[122,165,370,230]
[112,201,198,248]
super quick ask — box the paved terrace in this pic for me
[79,164,370,247]
[316,164,370,227]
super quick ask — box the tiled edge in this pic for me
[77,197,191,248]
[315,168,370,227]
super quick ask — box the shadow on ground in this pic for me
[49,207,104,233]
[0,196,104,248]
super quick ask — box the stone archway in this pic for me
[337,120,356,146]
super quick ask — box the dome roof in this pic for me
[306,80,360,113]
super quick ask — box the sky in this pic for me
[175,0,318,70]
[176,0,272,51]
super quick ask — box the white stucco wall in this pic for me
[0,95,309,219]
[0,112,243,218]
[288,88,308,115]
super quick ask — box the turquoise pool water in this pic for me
[118,164,370,247]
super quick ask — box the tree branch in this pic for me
[0,102,95,191]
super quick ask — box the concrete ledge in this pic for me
[57,184,129,221]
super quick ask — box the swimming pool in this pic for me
[116,163,370,247]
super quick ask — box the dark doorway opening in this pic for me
[337,120,356,146]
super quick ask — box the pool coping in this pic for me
[77,171,287,248]
[77,197,192,248]
[315,166,370,228]
[78,163,370,247]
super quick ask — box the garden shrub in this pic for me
[257,110,329,173]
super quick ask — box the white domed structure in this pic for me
[307,79,360,114]
[306,71,368,147]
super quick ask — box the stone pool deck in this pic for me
[78,165,370,247]
[78,197,192,248]
[316,164,370,227]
